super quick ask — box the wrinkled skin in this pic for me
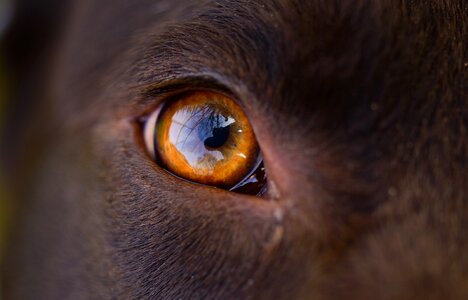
[2,0,467,299]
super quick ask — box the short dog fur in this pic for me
[2,0,467,299]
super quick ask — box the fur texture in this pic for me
[2,0,467,299]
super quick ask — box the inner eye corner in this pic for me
[140,89,268,197]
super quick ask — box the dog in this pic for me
[2,0,467,299]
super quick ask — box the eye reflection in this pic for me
[143,91,267,195]
[166,106,236,171]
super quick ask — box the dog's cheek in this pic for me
[91,119,305,299]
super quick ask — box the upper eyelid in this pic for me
[129,74,249,118]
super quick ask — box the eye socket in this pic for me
[143,91,267,196]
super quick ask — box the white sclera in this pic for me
[143,105,162,158]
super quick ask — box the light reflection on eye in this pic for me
[143,91,267,196]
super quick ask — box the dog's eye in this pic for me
[143,91,267,196]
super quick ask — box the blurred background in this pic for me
[0,1,69,276]
[0,0,13,267]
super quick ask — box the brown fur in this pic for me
[1,0,467,299]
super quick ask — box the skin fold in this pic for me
[1,0,467,299]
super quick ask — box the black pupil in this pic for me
[204,125,230,148]
[198,112,233,149]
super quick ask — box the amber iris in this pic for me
[146,91,260,188]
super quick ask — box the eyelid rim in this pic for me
[229,152,263,192]
[131,74,250,118]
[141,89,266,192]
